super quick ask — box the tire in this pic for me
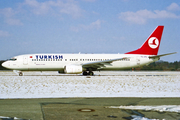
[89,71,94,76]
[83,71,88,76]
[19,72,23,76]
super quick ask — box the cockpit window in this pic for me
[8,58,17,61]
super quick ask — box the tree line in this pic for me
[135,60,180,71]
[0,60,180,71]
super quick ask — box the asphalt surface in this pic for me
[0,98,180,120]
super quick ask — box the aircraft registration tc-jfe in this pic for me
[2,26,176,76]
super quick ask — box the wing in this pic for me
[82,57,129,70]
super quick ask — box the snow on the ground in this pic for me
[107,105,180,113]
[0,116,30,120]
[0,71,179,98]
[130,115,153,120]
[107,105,180,120]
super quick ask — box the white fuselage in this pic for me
[2,53,158,72]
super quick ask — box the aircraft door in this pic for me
[23,56,28,65]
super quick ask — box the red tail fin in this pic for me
[125,26,164,55]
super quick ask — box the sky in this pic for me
[0,0,179,62]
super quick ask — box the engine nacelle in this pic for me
[64,65,82,74]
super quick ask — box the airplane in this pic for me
[2,26,176,76]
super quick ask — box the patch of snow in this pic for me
[131,115,154,120]
[0,116,30,120]
[107,105,180,113]
[131,115,165,120]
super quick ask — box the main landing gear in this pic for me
[83,71,94,76]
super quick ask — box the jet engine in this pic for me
[64,65,82,74]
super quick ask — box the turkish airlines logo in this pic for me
[148,37,159,49]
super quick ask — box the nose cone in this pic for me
[2,61,9,69]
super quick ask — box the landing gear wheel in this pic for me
[19,72,23,76]
[89,71,94,76]
[83,71,94,76]
[83,71,88,76]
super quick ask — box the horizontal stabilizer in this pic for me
[149,52,177,59]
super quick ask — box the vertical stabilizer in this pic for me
[125,26,164,55]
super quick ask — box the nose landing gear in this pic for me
[13,70,23,76]
[19,72,23,76]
